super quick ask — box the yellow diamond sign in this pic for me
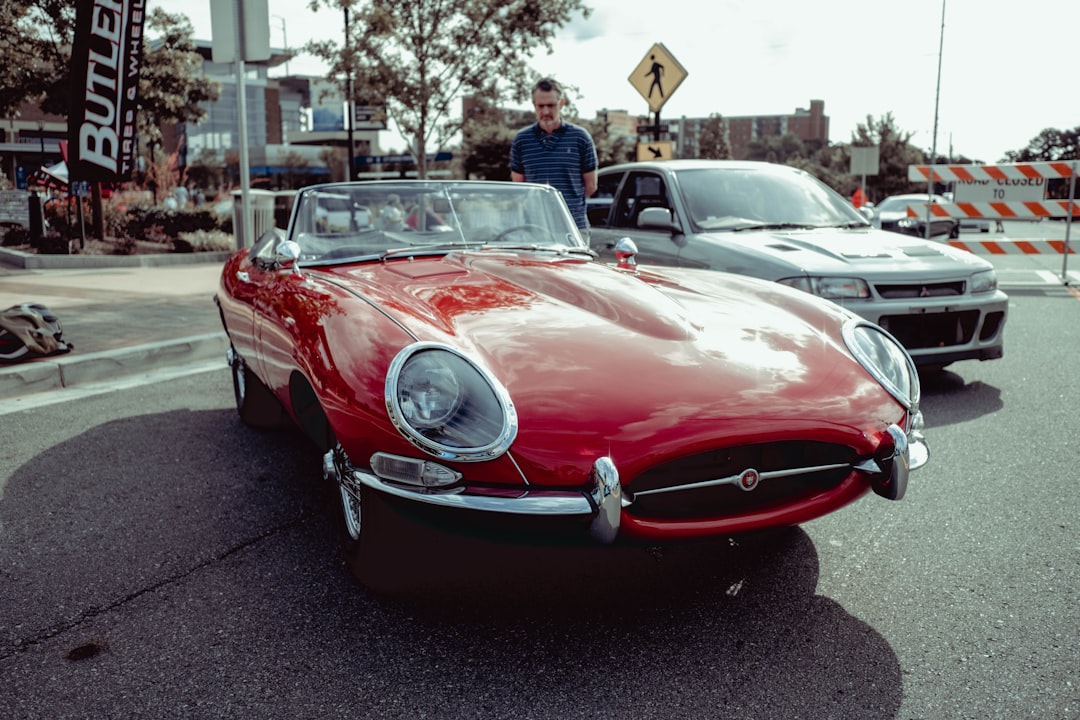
[629,43,688,113]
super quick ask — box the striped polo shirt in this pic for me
[510,121,598,228]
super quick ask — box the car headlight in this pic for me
[897,217,919,230]
[842,320,920,410]
[970,269,997,293]
[778,276,871,300]
[385,343,517,461]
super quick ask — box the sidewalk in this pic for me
[0,258,229,398]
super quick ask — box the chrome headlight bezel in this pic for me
[385,342,517,462]
[842,320,920,411]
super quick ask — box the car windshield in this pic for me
[289,180,586,264]
[877,195,949,213]
[676,166,870,231]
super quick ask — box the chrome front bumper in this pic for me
[332,424,927,544]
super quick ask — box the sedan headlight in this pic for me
[778,276,870,300]
[842,320,920,410]
[970,269,997,294]
[385,343,517,461]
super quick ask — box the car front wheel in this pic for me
[228,346,287,428]
[323,444,406,592]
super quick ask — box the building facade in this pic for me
[723,99,829,160]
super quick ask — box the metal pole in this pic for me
[273,15,289,75]
[345,7,355,181]
[926,0,946,240]
[1062,161,1075,283]
[235,0,253,248]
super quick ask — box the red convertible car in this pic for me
[216,180,928,585]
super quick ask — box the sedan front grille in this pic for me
[874,281,965,299]
[878,310,980,349]
[628,441,855,519]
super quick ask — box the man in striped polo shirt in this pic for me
[510,78,598,231]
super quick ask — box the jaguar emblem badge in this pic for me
[738,468,760,492]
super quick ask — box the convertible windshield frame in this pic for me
[287,180,587,266]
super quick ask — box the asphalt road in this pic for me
[1,284,1077,719]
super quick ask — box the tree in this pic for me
[1004,126,1080,199]
[697,114,730,160]
[136,9,221,149]
[846,113,926,202]
[306,0,589,178]
[744,134,807,164]
[0,1,74,117]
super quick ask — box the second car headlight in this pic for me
[842,320,920,410]
[970,269,998,294]
[385,343,517,461]
[778,276,870,300]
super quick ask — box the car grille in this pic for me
[878,310,980,349]
[874,281,966,298]
[627,441,855,520]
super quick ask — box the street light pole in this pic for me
[926,0,946,240]
[344,6,355,181]
[272,14,289,74]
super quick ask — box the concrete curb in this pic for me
[0,246,232,269]
[0,332,229,398]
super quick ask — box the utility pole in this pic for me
[926,0,946,240]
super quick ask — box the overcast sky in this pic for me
[152,0,1079,163]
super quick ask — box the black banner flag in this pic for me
[68,0,147,183]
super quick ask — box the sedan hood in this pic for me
[719,226,989,277]
[320,252,902,483]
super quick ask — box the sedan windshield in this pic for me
[677,166,870,231]
[289,181,586,264]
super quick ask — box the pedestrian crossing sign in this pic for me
[628,43,688,113]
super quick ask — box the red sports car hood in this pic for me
[320,252,902,482]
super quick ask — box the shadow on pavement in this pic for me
[1,408,903,719]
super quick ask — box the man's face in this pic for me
[532,89,564,133]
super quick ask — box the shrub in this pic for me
[175,229,234,253]
[126,207,222,240]
[35,233,70,254]
[2,226,30,247]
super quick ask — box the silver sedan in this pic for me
[588,160,1008,369]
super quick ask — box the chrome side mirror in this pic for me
[274,240,302,276]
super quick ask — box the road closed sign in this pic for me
[954,177,1046,203]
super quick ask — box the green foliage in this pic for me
[462,123,514,180]
[0,3,218,149]
[1003,126,1080,199]
[173,230,234,254]
[305,0,590,177]
[136,9,221,147]
[0,1,74,117]
[125,207,222,241]
[1003,126,1080,163]
[2,226,30,247]
[697,114,731,160]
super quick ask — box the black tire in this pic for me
[324,444,412,593]
[229,347,289,428]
